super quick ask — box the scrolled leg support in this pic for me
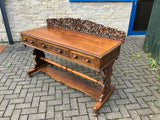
[93,60,115,116]
[27,49,48,76]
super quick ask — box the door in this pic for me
[128,0,154,36]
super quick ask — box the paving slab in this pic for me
[0,36,160,120]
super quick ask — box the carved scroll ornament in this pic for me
[46,18,126,42]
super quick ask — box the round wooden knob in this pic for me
[85,58,91,63]
[73,54,78,59]
[31,41,35,44]
[58,49,62,53]
[24,38,27,41]
[42,44,46,48]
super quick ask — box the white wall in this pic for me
[0,0,132,42]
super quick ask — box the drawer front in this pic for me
[22,35,37,46]
[71,51,95,65]
[21,35,100,71]
[37,40,69,57]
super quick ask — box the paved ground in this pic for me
[0,36,160,120]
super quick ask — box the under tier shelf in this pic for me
[38,65,101,101]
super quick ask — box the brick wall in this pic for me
[0,0,132,42]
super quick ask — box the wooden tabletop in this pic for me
[21,26,122,58]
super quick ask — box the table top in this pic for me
[21,26,122,58]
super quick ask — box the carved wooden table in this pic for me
[21,18,126,116]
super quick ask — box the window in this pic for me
[70,0,134,2]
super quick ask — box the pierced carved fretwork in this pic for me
[46,18,126,42]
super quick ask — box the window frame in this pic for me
[70,0,134,2]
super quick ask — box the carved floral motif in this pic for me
[46,18,126,42]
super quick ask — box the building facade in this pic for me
[1,0,152,43]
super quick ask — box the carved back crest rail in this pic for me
[46,18,126,42]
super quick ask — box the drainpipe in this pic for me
[0,0,13,44]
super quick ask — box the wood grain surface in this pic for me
[21,26,122,57]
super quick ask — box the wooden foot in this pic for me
[27,63,48,77]
[93,85,115,116]
[27,68,37,77]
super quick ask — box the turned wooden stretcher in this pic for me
[20,18,126,116]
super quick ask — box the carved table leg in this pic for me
[93,60,115,116]
[27,49,48,76]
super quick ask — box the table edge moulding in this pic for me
[20,18,126,116]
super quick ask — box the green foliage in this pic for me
[137,54,141,58]
[129,52,133,55]
[151,100,155,103]
[148,58,157,67]
[129,58,134,62]
[147,53,152,58]
[156,86,160,91]
[153,67,158,71]
[56,109,61,112]
[134,88,138,93]
[147,57,159,73]
[123,71,128,76]
[124,58,128,61]
[157,75,160,79]
[7,62,12,68]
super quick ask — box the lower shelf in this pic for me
[38,65,101,101]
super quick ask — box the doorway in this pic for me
[128,0,154,36]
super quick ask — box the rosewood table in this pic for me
[20,18,126,116]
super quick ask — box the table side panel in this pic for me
[100,46,121,69]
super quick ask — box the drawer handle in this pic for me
[42,44,46,48]
[58,49,62,53]
[24,38,27,41]
[73,54,78,59]
[85,58,91,63]
[31,41,35,44]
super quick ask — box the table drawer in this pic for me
[22,35,36,46]
[21,35,99,71]
[71,51,95,65]
[37,41,69,57]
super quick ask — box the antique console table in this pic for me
[20,18,126,116]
